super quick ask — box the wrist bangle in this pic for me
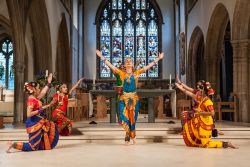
[38,108,44,114]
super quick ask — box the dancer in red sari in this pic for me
[48,78,84,136]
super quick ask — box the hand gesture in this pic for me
[158,52,164,59]
[41,104,50,110]
[47,73,53,83]
[175,83,182,89]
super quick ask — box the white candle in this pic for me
[45,70,48,77]
[170,74,171,85]
[93,72,96,85]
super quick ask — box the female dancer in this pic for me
[176,76,223,136]
[175,81,237,148]
[96,49,164,145]
[7,73,59,152]
[48,78,84,136]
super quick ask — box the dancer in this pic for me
[175,81,237,148]
[96,49,164,145]
[7,73,59,152]
[48,78,84,136]
[176,76,223,136]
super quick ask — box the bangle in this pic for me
[38,108,44,114]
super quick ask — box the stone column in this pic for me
[6,0,26,125]
[231,39,249,122]
[13,62,25,124]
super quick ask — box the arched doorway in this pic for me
[56,13,71,85]
[205,3,230,94]
[187,26,204,88]
[219,21,233,101]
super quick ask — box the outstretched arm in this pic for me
[37,73,53,100]
[143,52,164,71]
[176,75,194,92]
[96,49,118,72]
[175,83,196,99]
[69,77,85,95]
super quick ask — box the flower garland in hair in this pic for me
[205,81,215,96]
[24,82,34,94]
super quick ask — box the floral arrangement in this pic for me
[35,71,61,104]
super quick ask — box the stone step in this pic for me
[1,127,250,142]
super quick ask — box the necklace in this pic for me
[57,93,65,106]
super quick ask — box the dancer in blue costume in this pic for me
[7,73,59,152]
[96,49,164,145]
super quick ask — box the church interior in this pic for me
[0,0,250,166]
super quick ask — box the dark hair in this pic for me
[197,80,215,99]
[24,82,38,94]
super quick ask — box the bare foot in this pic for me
[218,130,224,135]
[228,142,239,149]
[132,138,136,145]
[6,141,13,153]
[125,141,130,146]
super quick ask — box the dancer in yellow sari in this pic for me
[175,81,237,148]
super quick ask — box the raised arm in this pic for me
[143,52,164,71]
[176,75,194,92]
[96,49,118,72]
[175,82,196,99]
[37,73,53,100]
[69,77,85,95]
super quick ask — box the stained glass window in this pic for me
[98,0,162,79]
[0,38,14,89]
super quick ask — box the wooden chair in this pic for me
[67,98,83,121]
[217,94,238,122]
[76,93,89,120]
[177,99,192,119]
[0,115,4,128]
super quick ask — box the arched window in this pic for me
[0,38,14,89]
[97,0,163,79]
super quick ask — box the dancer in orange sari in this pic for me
[6,73,59,152]
[175,81,237,148]
[48,78,84,136]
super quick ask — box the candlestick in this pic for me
[169,74,172,89]
[45,70,48,77]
